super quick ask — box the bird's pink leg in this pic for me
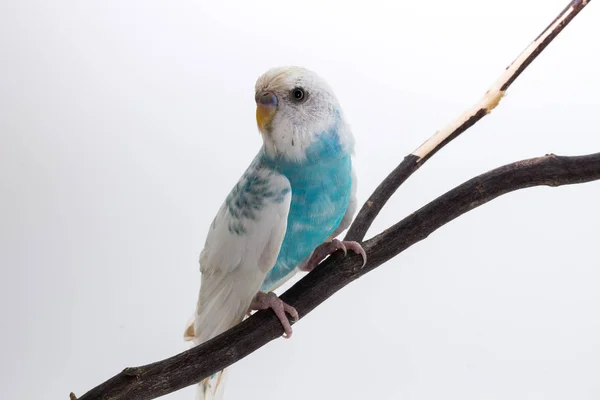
[300,239,367,273]
[247,292,299,338]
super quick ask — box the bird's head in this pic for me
[254,66,352,162]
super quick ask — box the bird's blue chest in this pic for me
[260,134,353,291]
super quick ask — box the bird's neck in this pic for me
[261,128,345,172]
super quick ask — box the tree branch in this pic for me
[76,152,600,400]
[72,0,594,399]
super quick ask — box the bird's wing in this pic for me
[186,161,291,400]
[185,161,292,344]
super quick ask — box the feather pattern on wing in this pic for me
[188,155,291,399]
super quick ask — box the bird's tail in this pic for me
[184,318,229,400]
[195,370,227,400]
[184,313,237,400]
[184,276,257,400]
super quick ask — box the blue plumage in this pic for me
[260,122,352,291]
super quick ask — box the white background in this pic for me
[1,0,599,399]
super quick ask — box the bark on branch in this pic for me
[72,0,593,399]
[76,152,600,400]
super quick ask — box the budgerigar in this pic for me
[185,66,366,400]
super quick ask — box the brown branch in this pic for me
[345,0,591,242]
[76,152,600,400]
[72,0,594,399]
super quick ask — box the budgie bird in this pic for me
[185,66,366,400]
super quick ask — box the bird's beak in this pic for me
[255,91,278,133]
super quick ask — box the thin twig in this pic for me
[345,0,591,242]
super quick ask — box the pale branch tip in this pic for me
[73,0,594,399]
[344,0,591,243]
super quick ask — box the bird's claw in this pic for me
[300,239,367,272]
[248,292,299,338]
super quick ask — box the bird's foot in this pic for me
[300,239,367,272]
[248,292,299,338]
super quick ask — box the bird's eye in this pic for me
[290,87,306,103]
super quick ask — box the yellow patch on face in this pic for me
[256,104,277,133]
